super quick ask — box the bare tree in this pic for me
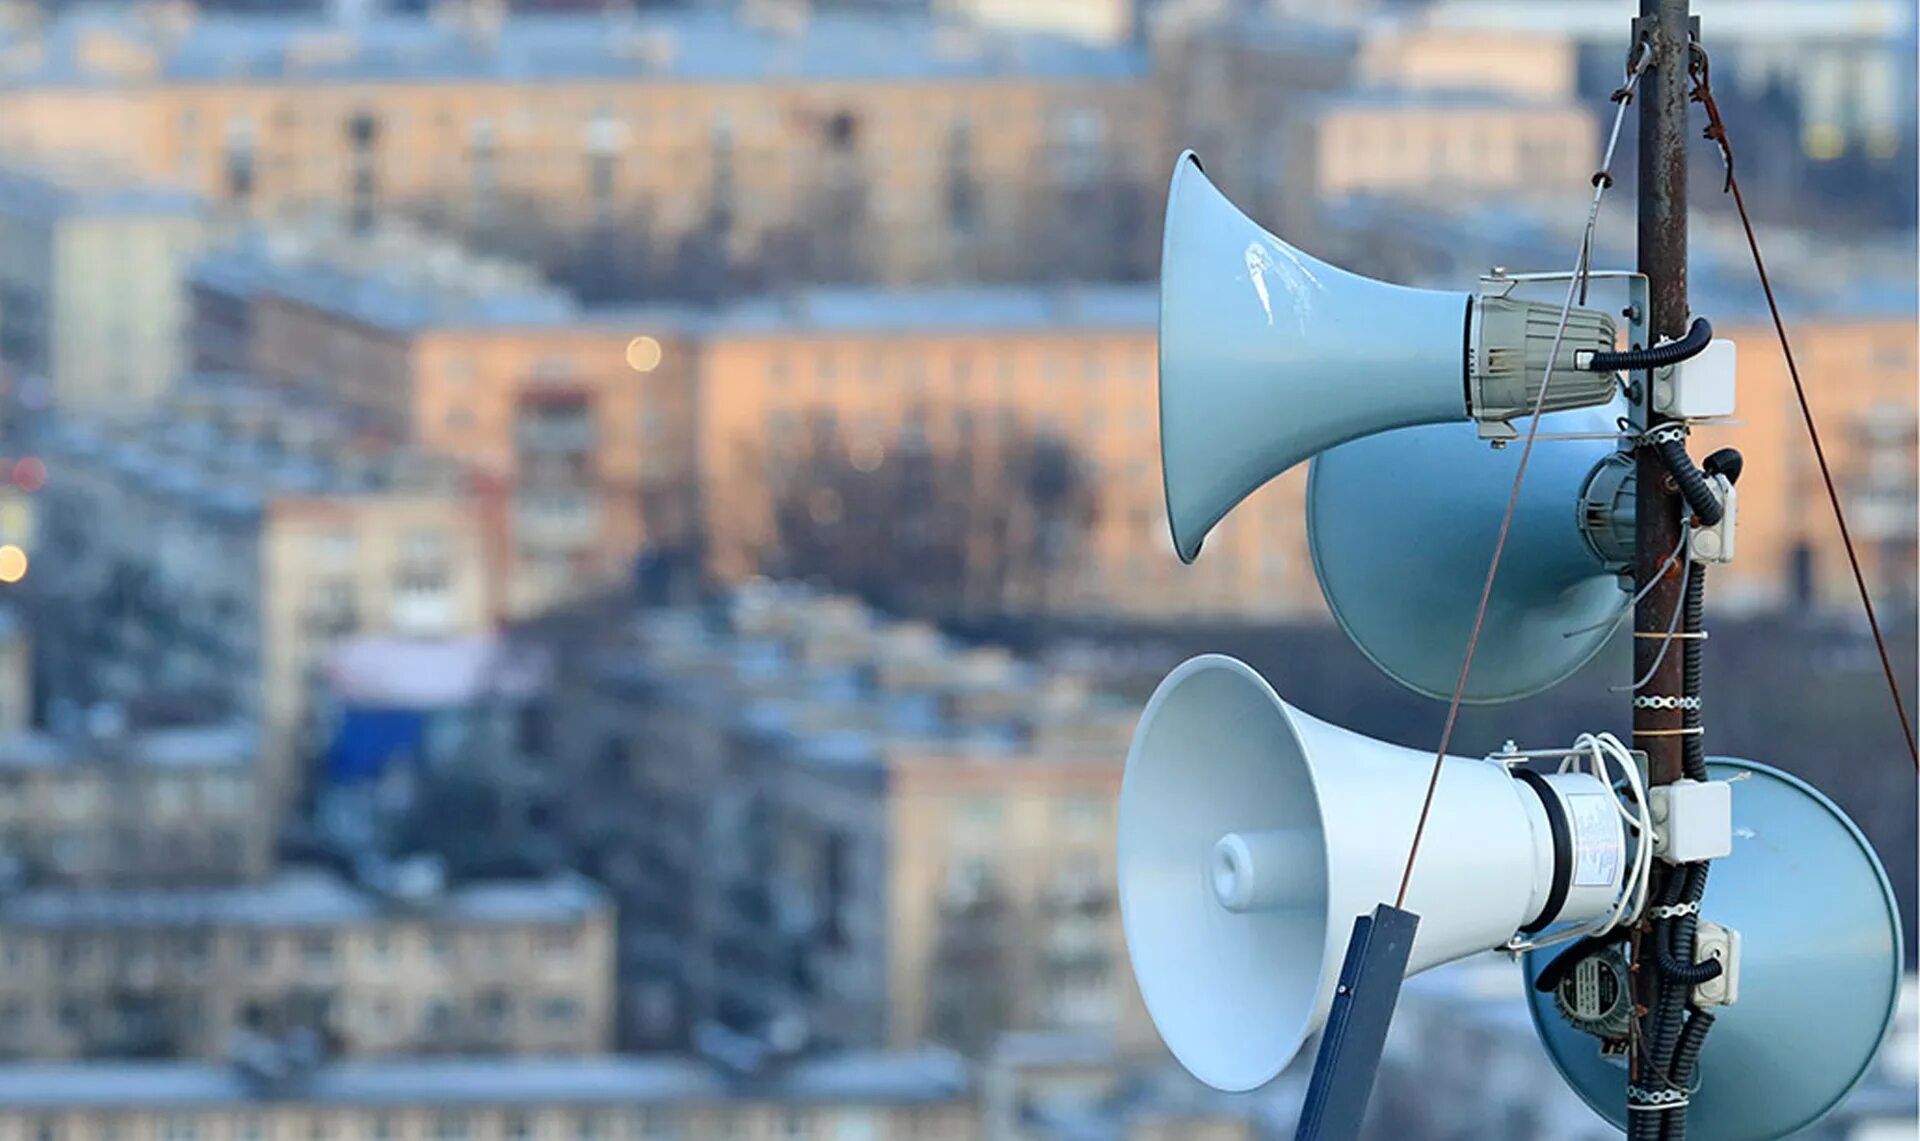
[749,407,1100,621]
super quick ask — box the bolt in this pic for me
[1662,473,1680,493]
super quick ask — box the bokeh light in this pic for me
[625,336,663,373]
[0,544,28,584]
[11,456,45,492]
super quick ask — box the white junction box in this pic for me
[1653,338,1737,419]
[1649,778,1734,864]
[1693,921,1741,1008]
[1689,475,1737,564]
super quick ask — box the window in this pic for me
[1058,794,1106,835]
[369,1116,393,1141]
[572,1113,602,1141]
[368,931,392,962]
[503,1114,532,1141]
[300,933,335,969]
[428,929,454,963]
[424,998,454,1038]
[243,934,271,969]
[309,1113,330,1141]
[238,1117,265,1141]
[775,1112,811,1141]
[432,1115,469,1141]
[539,997,580,1026]
[160,1117,199,1141]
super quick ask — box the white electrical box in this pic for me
[1653,338,1738,419]
[1693,921,1741,1008]
[1689,476,1737,564]
[1649,779,1734,864]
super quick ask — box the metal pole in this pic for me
[1633,0,1691,1110]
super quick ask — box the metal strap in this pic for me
[1634,695,1702,711]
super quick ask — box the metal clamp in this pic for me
[1638,423,1690,447]
[1646,900,1701,920]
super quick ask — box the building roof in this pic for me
[0,1047,972,1108]
[193,232,1160,337]
[0,166,200,221]
[325,634,550,710]
[0,867,606,929]
[1303,86,1586,114]
[708,285,1159,337]
[6,7,1146,89]
[0,721,257,770]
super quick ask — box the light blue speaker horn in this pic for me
[1523,758,1904,1141]
[1306,402,1635,704]
[1157,151,1621,563]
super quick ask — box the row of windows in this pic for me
[0,926,583,973]
[761,351,1154,387]
[13,1104,933,1141]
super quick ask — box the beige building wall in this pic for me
[0,171,204,416]
[883,741,1155,1054]
[50,207,205,412]
[1360,27,1578,101]
[1291,97,1596,202]
[0,732,268,888]
[261,493,492,789]
[694,318,1320,621]
[0,1086,977,1141]
[1694,317,1919,612]
[0,16,1165,287]
[0,872,613,1061]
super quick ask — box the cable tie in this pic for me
[1634,630,1708,640]
[1645,901,1701,920]
[1633,727,1704,738]
[1634,695,1701,711]
[1627,1087,1691,1111]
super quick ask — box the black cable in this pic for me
[1680,566,1708,782]
[1660,1009,1718,1141]
[1586,316,1713,372]
[1654,437,1724,526]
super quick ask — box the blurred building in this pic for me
[1283,89,1596,205]
[519,582,1151,1058]
[27,376,492,804]
[693,285,1316,620]
[0,606,27,734]
[1697,316,1919,614]
[191,234,1316,620]
[1421,0,1916,161]
[0,1045,979,1140]
[188,227,702,618]
[0,2,1165,291]
[939,0,1139,44]
[0,867,612,1061]
[0,164,206,416]
[0,721,268,889]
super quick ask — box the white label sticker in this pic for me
[1565,793,1622,887]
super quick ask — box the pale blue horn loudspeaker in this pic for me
[1157,150,1622,563]
[1524,758,1904,1141]
[1306,403,1637,704]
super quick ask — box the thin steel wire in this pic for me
[1395,42,1653,908]
[1690,41,1918,769]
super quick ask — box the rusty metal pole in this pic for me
[1632,0,1692,1107]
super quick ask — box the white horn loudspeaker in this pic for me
[1116,654,1630,1093]
[1158,150,1623,563]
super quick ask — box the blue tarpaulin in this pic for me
[326,707,427,784]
